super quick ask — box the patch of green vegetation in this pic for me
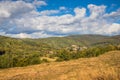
[55,45,119,61]
[0,35,120,68]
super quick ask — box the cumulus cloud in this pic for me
[39,6,67,16]
[33,0,47,7]
[6,32,55,38]
[59,6,67,10]
[108,23,120,34]
[74,7,86,18]
[103,9,120,22]
[39,10,60,16]
[88,4,106,19]
[0,0,120,38]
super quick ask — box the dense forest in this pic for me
[0,35,120,68]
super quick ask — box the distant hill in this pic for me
[38,34,120,48]
[0,34,120,50]
[0,36,54,57]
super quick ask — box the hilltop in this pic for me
[0,51,120,80]
[0,34,120,49]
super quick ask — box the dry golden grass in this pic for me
[41,57,57,62]
[0,51,120,80]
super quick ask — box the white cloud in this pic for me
[74,7,86,18]
[4,32,63,38]
[0,0,39,33]
[88,4,106,19]
[39,6,67,16]
[39,10,60,16]
[103,9,120,22]
[0,1,120,38]
[11,33,31,38]
[0,1,35,19]
[108,23,120,34]
[33,0,47,7]
[59,6,66,10]
[0,9,11,18]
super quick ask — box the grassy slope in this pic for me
[0,51,120,80]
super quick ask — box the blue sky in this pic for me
[37,0,120,16]
[0,0,120,38]
[40,0,120,11]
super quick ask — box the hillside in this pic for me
[38,34,120,48]
[0,35,52,55]
[0,51,120,80]
[0,34,120,50]
[0,34,120,68]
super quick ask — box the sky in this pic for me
[0,0,120,38]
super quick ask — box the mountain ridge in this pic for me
[0,34,120,48]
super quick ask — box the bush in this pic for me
[42,59,49,63]
[0,53,42,68]
[56,50,71,61]
[55,45,119,61]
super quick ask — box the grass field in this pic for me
[0,51,120,80]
